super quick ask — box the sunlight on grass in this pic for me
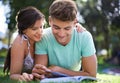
[0,64,120,83]
[97,73,120,83]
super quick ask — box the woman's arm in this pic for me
[10,36,33,81]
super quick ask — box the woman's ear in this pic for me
[23,29,27,34]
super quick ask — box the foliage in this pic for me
[2,0,54,45]
[2,0,53,32]
[0,49,7,58]
[76,0,120,57]
[2,0,120,59]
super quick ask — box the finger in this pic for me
[32,67,46,75]
[75,23,82,32]
[28,74,34,80]
[34,64,50,71]
[32,73,45,80]
[18,75,27,82]
[34,64,45,69]
[76,23,86,32]
[42,66,51,73]
[22,73,31,81]
[33,64,51,74]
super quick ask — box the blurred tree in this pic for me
[76,0,109,55]
[2,0,53,46]
[76,0,120,57]
[100,0,120,57]
[2,0,120,58]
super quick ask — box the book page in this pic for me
[40,76,97,83]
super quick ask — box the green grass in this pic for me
[0,68,39,83]
[0,49,120,83]
[97,74,120,83]
[0,65,120,83]
[96,64,120,83]
[0,49,7,58]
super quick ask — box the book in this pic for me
[40,72,97,83]
[48,71,70,78]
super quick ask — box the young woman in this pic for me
[3,6,45,81]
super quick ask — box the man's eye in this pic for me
[65,28,70,30]
[53,26,59,29]
[65,27,71,30]
[55,28,59,30]
[32,28,37,30]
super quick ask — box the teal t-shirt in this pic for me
[35,28,96,71]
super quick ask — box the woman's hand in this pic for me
[18,73,33,81]
[32,64,51,80]
[75,23,86,32]
[10,73,33,82]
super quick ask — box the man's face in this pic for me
[49,17,76,46]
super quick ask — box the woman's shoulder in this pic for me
[12,35,27,48]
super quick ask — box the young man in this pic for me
[32,0,97,80]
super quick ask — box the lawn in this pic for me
[0,64,120,83]
[97,64,120,83]
[0,49,120,83]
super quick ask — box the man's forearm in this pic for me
[48,65,96,77]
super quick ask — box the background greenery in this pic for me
[2,0,120,56]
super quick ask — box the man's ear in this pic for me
[49,16,52,26]
[74,18,78,25]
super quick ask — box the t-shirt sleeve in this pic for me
[35,36,47,55]
[81,31,96,57]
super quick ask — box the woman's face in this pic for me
[23,19,44,43]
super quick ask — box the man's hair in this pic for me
[49,0,77,21]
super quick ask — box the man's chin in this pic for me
[35,38,41,42]
[58,41,66,45]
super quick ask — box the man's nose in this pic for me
[58,29,65,37]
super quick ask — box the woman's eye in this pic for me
[40,26,42,28]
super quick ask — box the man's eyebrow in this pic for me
[65,26,71,28]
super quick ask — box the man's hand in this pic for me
[48,65,60,72]
[32,64,51,80]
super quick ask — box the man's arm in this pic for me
[35,54,48,66]
[48,54,97,77]
[32,54,51,79]
[81,54,97,77]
